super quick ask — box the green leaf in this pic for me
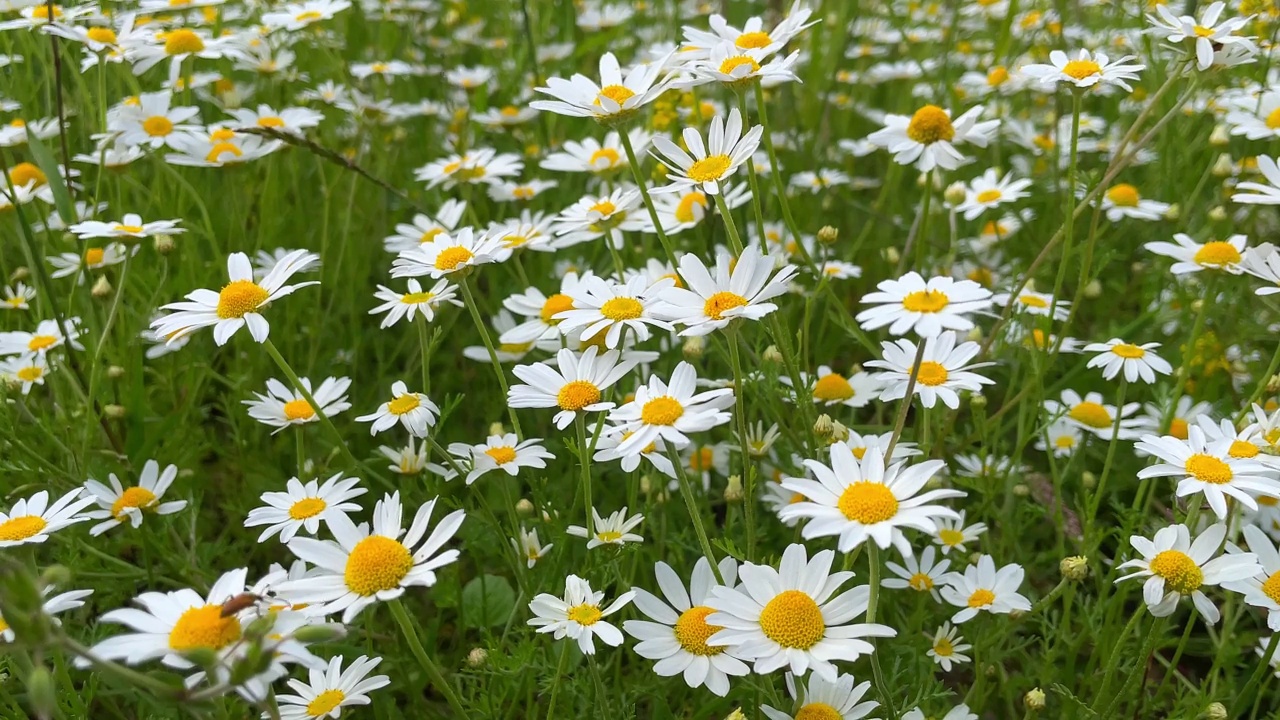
[460,574,516,629]
[24,130,75,227]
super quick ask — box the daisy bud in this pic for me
[1267,375,1280,394]
[1083,279,1103,299]
[640,475,654,495]
[817,225,839,245]
[944,181,968,206]
[724,475,744,503]
[966,326,983,343]
[1209,124,1230,147]
[91,276,113,299]
[969,552,983,565]
[724,711,747,720]
[917,172,942,190]
[1202,702,1228,720]
[292,623,347,644]
[60,233,77,245]
[682,335,705,361]
[10,266,30,282]
[103,404,126,419]
[154,234,176,254]
[1163,203,1180,221]
[763,345,783,364]
[1060,555,1089,581]
[515,498,535,517]
[1208,206,1227,222]
[1013,483,1030,497]
[489,422,505,436]
[829,420,850,442]
[1081,471,1096,489]
[1130,261,1146,274]
[970,393,987,409]
[179,468,195,479]
[814,413,835,438]
[1211,153,1234,178]
[883,247,900,264]
[26,666,56,719]
[1024,687,1046,712]
[106,365,125,379]
[466,648,488,667]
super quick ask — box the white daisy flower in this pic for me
[1044,389,1147,440]
[991,288,1068,321]
[856,272,993,339]
[866,333,996,410]
[552,187,657,249]
[1143,233,1247,274]
[651,108,762,196]
[657,245,799,336]
[378,437,429,476]
[1095,182,1170,221]
[107,91,200,149]
[413,148,523,189]
[0,316,83,358]
[567,506,645,548]
[226,104,324,136]
[82,460,187,536]
[1,282,35,310]
[1223,525,1280,631]
[391,228,504,279]
[354,381,440,437]
[556,273,676,349]
[954,169,1031,220]
[507,346,638,430]
[527,574,635,654]
[679,42,801,89]
[445,433,555,485]
[680,1,817,55]
[841,429,922,463]
[530,51,673,125]
[1135,426,1279,519]
[243,377,352,433]
[0,587,93,643]
[68,213,184,240]
[1146,0,1256,70]
[784,366,882,409]
[926,622,972,672]
[882,545,951,601]
[1116,523,1260,624]
[382,200,467,254]
[934,511,987,555]
[761,671,879,720]
[1233,155,1280,205]
[1019,49,1144,91]
[165,131,284,167]
[1241,243,1280,295]
[276,655,390,720]
[540,129,648,175]
[499,272,595,345]
[866,104,999,172]
[0,353,50,394]
[606,361,734,456]
[244,473,367,543]
[592,428,678,479]
[904,705,977,720]
[49,243,133,283]
[0,488,94,547]
[369,278,461,328]
[939,555,1032,623]
[1082,338,1173,384]
[261,0,351,31]
[512,527,552,569]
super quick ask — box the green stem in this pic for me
[416,314,432,396]
[388,598,469,718]
[865,544,898,720]
[736,91,768,245]
[458,276,524,439]
[1084,377,1127,543]
[545,641,570,720]
[575,413,595,536]
[713,191,744,255]
[1093,605,1145,703]
[753,81,817,272]
[665,444,724,584]
[725,327,757,561]
[884,340,927,460]
[1235,630,1280,715]
[1152,611,1197,701]
[1048,90,1082,325]
[1099,616,1166,716]
[617,128,678,268]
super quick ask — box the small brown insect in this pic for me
[220,593,261,617]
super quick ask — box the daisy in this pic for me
[954,169,1031,220]
[1241,244,1280,295]
[0,317,83,357]
[446,433,555,485]
[680,42,801,89]
[1019,49,1144,91]
[244,377,352,433]
[1082,339,1173,384]
[1147,1,1256,70]
[934,511,987,555]
[391,228,504,279]
[489,179,559,203]
[926,622,972,672]
[0,489,94,547]
[882,545,951,600]
[651,109,762,196]
[904,706,977,720]
[244,474,367,543]
[540,129,647,175]
[512,527,552,569]
[82,460,187,536]
[556,273,675,349]
[0,587,93,643]
[939,555,1032,623]
[378,437,429,476]
[276,492,465,622]
[866,333,995,410]
[530,51,673,125]
[527,575,635,654]
[165,131,283,168]
[552,187,656,249]
[1135,426,1279,519]
[1233,155,1280,205]
[488,212,557,253]
[1044,389,1147,440]
[780,444,960,555]
[1,353,50,393]
[413,148,523,189]
[658,245,798,336]
[1116,523,1260,624]
[150,250,319,346]
[623,557,747,696]
[2,282,35,310]
[592,428,678,479]
[382,200,467,254]
[354,381,439,437]
[369,278,460,328]
[790,366,882,409]
[991,288,1068,320]
[705,543,896,680]
[68,213,184,240]
[499,273,594,344]
[605,361,734,456]
[1223,525,1280,631]
[108,91,200,149]
[842,429,922,463]
[1143,233,1247,274]
[262,0,351,31]
[568,506,645,548]
[276,655,390,720]
[507,346,638,430]
[125,28,234,79]
[761,671,879,720]
[226,105,324,135]
[475,104,540,128]
[856,273,993,339]
[867,104,999,172]
[1096,182,1170,221]
[681,1,817,55]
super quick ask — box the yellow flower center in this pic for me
[675,192,709,223]
[703,291,748,320]
[1262,571,1280,604]
[282,399,315,420]
[987,66,1009,85]
[1110,343,1146,359]
[1055,435,1076,449]
[1229,440,1259,458]
[1185,454,1233,484]
[143,115,174,137]
[84,248,106,266]
[1192,241,1243,267]
[500,106,520,117]
[837,481,899,523]
[813,373,854,401]
[86,26,117,44]
[975,189,1002,204]
[31,4,61,19]
[600,297,643,321]
[588,147,620,169]
[567,603,602,625]
[114,224,145,234]
[902,289,950,313]
[512,186,535,199]
[294,9,323,21]
[434,246,474,271]
[557,380,601,411]
[1266,108,1280,130]
[485,446,517,464]
[209,128,237,141]
[343,535,413,596]
[589,200,617,216]
[1106,183,1140,207]
[306,690,346,716]
[401,291,435,305]
[1149,549,1204,593]
[720,55,762,76]
[216,279,268,319]
[164,29,205,55]
[735,31,772,48]
[908,572,934,591]
[596,84,635,106]
[906,105,955,144]
[9,162,45,187]
[168,604,243,651]
[111,486,157,520]
[16,366,43,382]
[288,497,327,520]
[795,704,842,720]
[0,515,47,541]
[500,341,532,354]
[415,228,444,245]
[1261,495,1279,507]
[539,293,575,324]
[938,528,965,546]
[1193,24,1216,37]
[686,154,732,183]
[205,142,243,163]
[933,636,955,656]
[1019,294,1048,308]
[1068,401,1112,429]
[967,588,995,608]
[1170,418,1189,439]
[758,589,825,649]
[387,394,420,415]
[673,605,724,656]
[916,361,949,387]
[641,396,684,425]
[27,335,57,351]
[1061,59,1101,80]
[256,116,285,128]
[689,446,715,472]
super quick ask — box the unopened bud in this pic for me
[292,623,347,644]
[1013,483,1030,497]
[154,234,176,254]
[763,345,783,364]
[966,326,983,343]
[814,414,834,438]
[106,365,125,379]
[1060,555,1089,581]
[683,335,705,361]
[944,181,968,206]
[26,667,55,720]
[969,552,983,565]
[488,422,505,436]
[1024,687,1046,711]
[640,474,654,495]
[466,647,488,667]
[1267,375,1280,394]
[883,247,900,264]
[1211,153,1234,178]
[724,711,747,720]
[1083,279,1102,299]
[9,266,29,282]
[1081,471,1097,489]
[1202,702,1228,720]
[969,393,987,409]
[515,498,534,517]
[91,275,112,299]
[817,225,839,245]
[1209,124,1230,147]
[1130,261,1146,274]
[1208,206,1227,222]
[103,404,126,419]
[724,475,744,503]
[1163,203,1180,221]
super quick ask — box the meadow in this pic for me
[4,0,1280,717]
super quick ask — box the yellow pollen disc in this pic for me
[295,9,323,21]
[813,373,854,402]
[851,446,868,460]
[975,189,1002,203]
[16,366,43,382]
[687,154,732,183]
[690,447,715,472]
[388,394,420,415]
[500,106,520,117]
[283,398,315,421]
[28,334,57,351]
[9,163,45,187]
[512,186,535,199]
[1106,183,1140,207]
[720,55,761,75]
[588,147,620,169]
[967,588,995,608]
[1261,495,1280,507]
[0,515,48,541]
[902,289,950,313]
[1266,108,1280,130]
[288,497,327,520]
[164,28,205,55]
[343,535,413,596]
[205,142,243,163]
[567,602,602,625]
[434,246,474,271]
[908,572,934,591]
[600,296,643,320]
[795,704,842,720]
[1068,401,1112,429]
[540,293,575,324]
[1170,418,1190,439]
[640,396,684,425]
[1018,294,1048,309]
[1229,440,1260,458]
[596,530,623,542]
[500,341,532,354]
[31,4,61,19]
[1193,24,1215,37]
[596,84,635,106]
[906,105,955,144]
[673,605,724,656]
[938,528,965,546]
[143,115,174,137]
[8,119,26,128]
[758,590,825,649]
[1054,435,1076,449]
[703,291,748,320]
[661,272,684,289]
[1110,343,1146,359]
[1149,549,1203,593]
[86,26,117,44]
[987,66,1009,85]
[401,291,435,304]
[557,380,601,411]
[306,690,346,716]
[1061,59,1101,80]
[485,446,517,464]
[256,116,285,128]
[1262,571,1280,604]
[675,192,708,223]
[416,228,444,245]
[1193,241,1243,267]
[837,481,899,523]
[114,224,145,234]
[209,128,236,141]
[589,200,617,216]
[111,486,157,520]
[168,604,242,651]
[216,279,268,319]
[933,637,955,656]
[1185,454,1233,484]
[84,248,106,266]
[735,31,772,48]
[916,361,949,387]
